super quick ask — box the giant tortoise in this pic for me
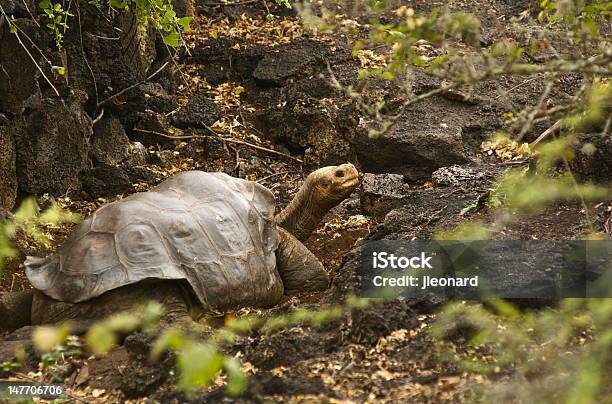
[0,164,359,330]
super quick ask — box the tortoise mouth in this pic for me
[342,176,360,189]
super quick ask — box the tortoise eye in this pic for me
[335,170,345,178]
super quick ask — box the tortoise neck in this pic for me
[276,180,330,242]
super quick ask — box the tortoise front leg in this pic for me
[0,290,33,331]
[275,226,330,294]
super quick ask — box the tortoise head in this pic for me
[276,163,360,241]
[305,163,360,208]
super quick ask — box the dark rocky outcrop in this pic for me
[0,124,17,210]
[132,111,172,146]
[354,94,503,181]
[10,94,92,195]
[571,133,612,185]
[0,19,62,115]
[0,0,38,18]
[91,117,132,166]
[360,173,408,219]
[172,90,221,129]
[80,165,154,198]
[257,93,357,165]
[107,83,179,131]
[63,5,156,110]
[253,39,333,87]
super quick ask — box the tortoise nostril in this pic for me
[335,170,345,178]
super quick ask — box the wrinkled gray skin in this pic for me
[0,164,359,331]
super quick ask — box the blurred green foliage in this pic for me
[0,198,80,274]
[22,295,369,397]
[432,298,612,403]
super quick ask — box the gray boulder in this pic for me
[354,94,503,181]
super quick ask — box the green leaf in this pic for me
[178,16,193,32]
[110,0,126,9]
[163,32,180,48]
[224,357,247,396]
[163,9,176,20]
[51,66,66,75]
[357,69,370,80]
[86,324,117,355]
[105,313,140,333]
[32,324,71,353]
[178,343,224,392]
[150,328,184,360]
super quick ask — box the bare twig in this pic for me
[494,76,541,100]
[256,171,295,183]
[92,109,105,126]
[603,114,611,136]
[4,18,53,66]
[530,119,562,146]
[132,128,304,163]
[19,0,40,26]
[203,0,260,6]
[89,33,121,40]
[97,61,169,107]
[516,79,555,141]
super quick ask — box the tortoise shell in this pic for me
[25,171,284,310]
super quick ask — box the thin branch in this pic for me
[89,33,121,40]
[132,127,304,163]
[494,76,541,100]
[92,109,104,126]
[530,119,562,147]
[97,61,169,107]
[516,78,555,141]
[20,0,40,27]
[256,171,294,183]
[4,17,53,66]
[203,0,260,6]
[602,114,611,136]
